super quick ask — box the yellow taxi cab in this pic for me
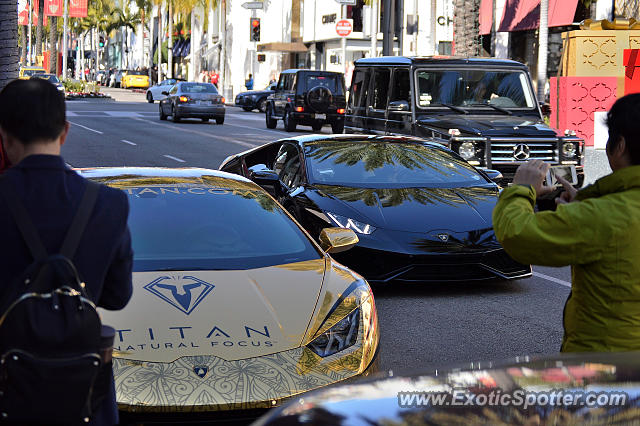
[19,66,46,80]
[121,70,149,89]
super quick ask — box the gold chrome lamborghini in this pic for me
[77,167,379,420]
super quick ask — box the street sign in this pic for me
[335,0,356,4]
[241,1,264,9]
[336,19,353,37]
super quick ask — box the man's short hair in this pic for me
[606,93,640,165]
[0,78,66,145]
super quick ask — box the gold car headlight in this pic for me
[306,279,376,358]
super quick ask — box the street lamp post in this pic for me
[28,0,32,65]
[62,0,68,79]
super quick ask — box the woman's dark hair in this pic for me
[606,93,640,165]
[0,78,66,145]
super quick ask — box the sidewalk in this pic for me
[100,87,147,103]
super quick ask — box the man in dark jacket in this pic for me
[0,79,133,424]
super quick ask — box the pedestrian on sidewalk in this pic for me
[245,73,254,90]
[0,78,133,425]
[493,93,640,352]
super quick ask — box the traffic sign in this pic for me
[241,1,263,9]
[335,19,353,37]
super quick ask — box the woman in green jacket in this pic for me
[493,94,640,352]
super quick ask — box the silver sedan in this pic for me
[158,82,225,124]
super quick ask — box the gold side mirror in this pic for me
[319,228,359,254]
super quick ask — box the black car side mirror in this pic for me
[388,100,410,112]
[482,168,503,181]
[248,164,284,198]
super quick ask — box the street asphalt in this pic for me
[62,88,588,376]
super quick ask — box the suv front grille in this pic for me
[490,138,558,164]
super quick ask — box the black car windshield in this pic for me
[305,141,488,188]
[301,74,343,94]
[127,70,146,75]
[22,69,45,77]
[180,83,218,94]
[124,182,320,271]
[415,69,536,110]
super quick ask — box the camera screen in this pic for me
[548,165,576,186]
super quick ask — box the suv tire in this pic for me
[283,108,296,132]
[307,86,332,113]
[266,104,277,129]
[331,121,344,134]
[258,98,267,113]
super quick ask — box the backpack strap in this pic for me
[0,177,48,262]
[60,181,100,259]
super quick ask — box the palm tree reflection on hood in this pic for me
[305,141,468,176]
[315,185,495,209]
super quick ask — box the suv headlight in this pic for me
[326,212,375,235]
[562,142,577,158]
[458,142,476,160]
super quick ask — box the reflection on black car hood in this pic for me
[312,184,498,233]
[255,352,640,426]
[417,114,557,137]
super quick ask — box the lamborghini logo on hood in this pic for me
[144,276,215,315]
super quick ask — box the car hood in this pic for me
[99,259,328,363]
[416,114,557,137]
[238,89,272,97]
[311,184,498,233]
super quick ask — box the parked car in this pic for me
[146,78,178,103]
[110,70,125,88]
[219,134,532,284]
[345,57,585,185]
[75,167,379,422]
[265,69,346,133]
[235,83,276,112]
[121,70,149,89]
[31,73,65,93]
[159,82,225,124]
[19,66,46,80]
[254,351,640,425]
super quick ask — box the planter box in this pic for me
[550,76,619,146]
[560,30,640,77]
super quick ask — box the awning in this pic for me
[257,42,308,53]
[479,0,579,34]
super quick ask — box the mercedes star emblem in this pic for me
[513,143,530,161]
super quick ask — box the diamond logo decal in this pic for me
[144,276,215,315]
[193,365,208,378]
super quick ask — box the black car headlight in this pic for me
[325,211,375,235]
[562,141,577,158]
[450,138,486,166]
[458,142,476,160]
[307,309,359,357]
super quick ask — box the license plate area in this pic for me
[315,113,326,120]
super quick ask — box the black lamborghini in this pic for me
[219,135,532,283]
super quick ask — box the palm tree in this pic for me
[0,0,19,88]
[36,0,44,58]
[453,0,481,56]
[110,2,142,69]
[48,16,58,74]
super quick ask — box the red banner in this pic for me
[18,1,40,26]
[69,0,87,18]
[45,0,63,16]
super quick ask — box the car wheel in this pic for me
[283,108,296,132]
[331,121,344,134]
[311,121,323,132]
[242,107,253,112]
[159,104,167,120]
[266,105,277,129]
[147,92,154,103]
[216,116,224,125]
[202,118,209,123]
[172,106,180,123]
[258,98,267,113]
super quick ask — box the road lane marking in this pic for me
[132,117,259,148]
[69,121,103,134]
[532,271,571,287]
[121,139,137,145]
[163,155,186,163]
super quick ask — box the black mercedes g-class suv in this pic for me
[345,57,585,184]
[266,69,347,134]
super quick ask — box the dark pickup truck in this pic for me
[345,56,584,184]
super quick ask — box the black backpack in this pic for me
[0,179,105,424]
